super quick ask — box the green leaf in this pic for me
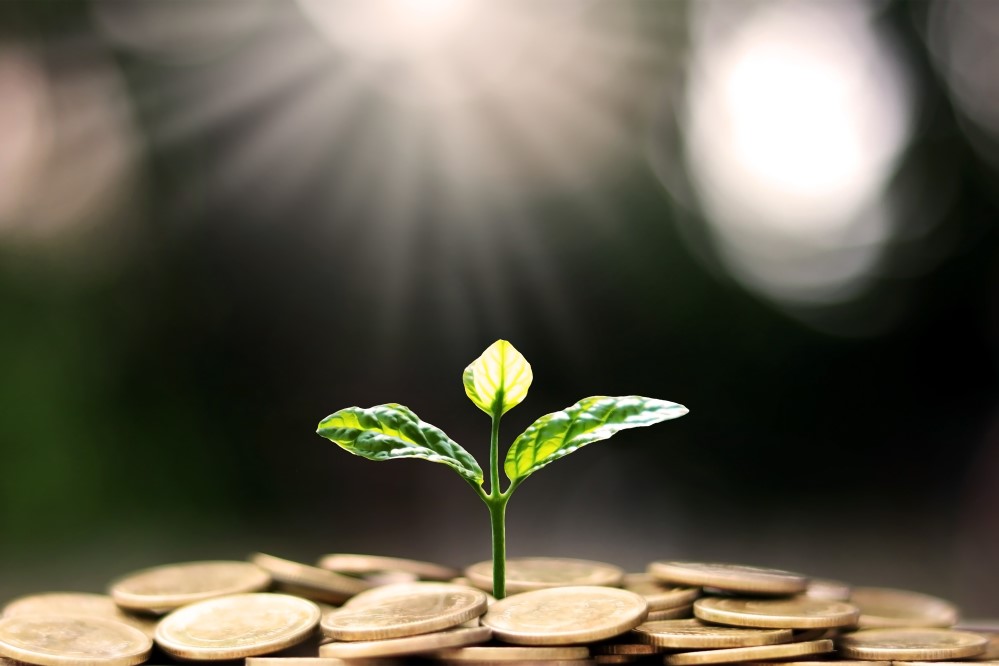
[505,396,688,483]
[463,340,533,417]
[317,403,483,484]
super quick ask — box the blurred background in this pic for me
[2,0,998,615]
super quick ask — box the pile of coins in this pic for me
[0,554,995,666]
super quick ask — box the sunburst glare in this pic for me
[96,2,675,351]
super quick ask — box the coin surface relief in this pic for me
[322,583,488,641]
[466,558,624,594]
[318,554,459,581]
[634,618,794,648]
[110,561,271,612]
[662,638,834,665]
[155,592,320,660]
[694,596,860,628]
[1,593,159,638]
[850,587,959,628]
[648,562,807,595]
[0,615,152,666]
[481,586,648,645]
[319,625,491,658]
[836,628,987,660]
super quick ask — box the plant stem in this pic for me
[489,411,501,496]
[488,494,508,599]
[487,409,507,599]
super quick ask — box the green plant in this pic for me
[316,340,688,598]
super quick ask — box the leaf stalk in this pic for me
[489,408,502,496]
[486,493,508,599]
[486,406,509,598]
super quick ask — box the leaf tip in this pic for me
[663,401,690,418]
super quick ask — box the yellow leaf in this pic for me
[463,340,533,416]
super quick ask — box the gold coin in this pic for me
[953,628,999,660]
[1,593,158,638]
[694,597,859,629]
[341,582,435,608]
[344,583,493,611]
[246,657,366,666]
[466,558,624,594]
[837,628,987,660]
[0,615,152,666]
[110,560,271,613]
[430,645,591,661]
[451,577,499,608]
[621,574,700,611]
[850,587,958,628]
[321,583,487,641]
[251,553,371,604]
[983,632,999,659]
[806,579,852,602]
[480,586,647,646]
[315,602,339,622]
[362,571,420,586]
[3,592,121,618]
[439,660,595,666]
[439,659,595,665]
[155,592,320,660]
[663,638,833,665]
[621,573,653,586]
[251,659,401,666]
[955,622,999,633]
[318,554,459,581]
[792,628,840,642]
[319,625,490,658]
[646,606,694,621]
[648,562,807,596]
[895,662,999,666]
[633,618,793,648]
[741,662,883,666]
[592,643,660,655]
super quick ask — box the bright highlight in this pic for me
[678,1,913,306]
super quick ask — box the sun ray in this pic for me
[101,1,675,357]
[154,27,334,145]
[216,65,368,211]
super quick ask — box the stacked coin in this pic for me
[618,560,991,666]
[0,555,996,666]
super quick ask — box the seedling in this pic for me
[316,340,688,598]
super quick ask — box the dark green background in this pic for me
[2,0,997,616]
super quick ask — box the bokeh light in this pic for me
[0,37,140,253]
[656,0,914,308]
[925,0,999,171]
[0,45,49,227]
